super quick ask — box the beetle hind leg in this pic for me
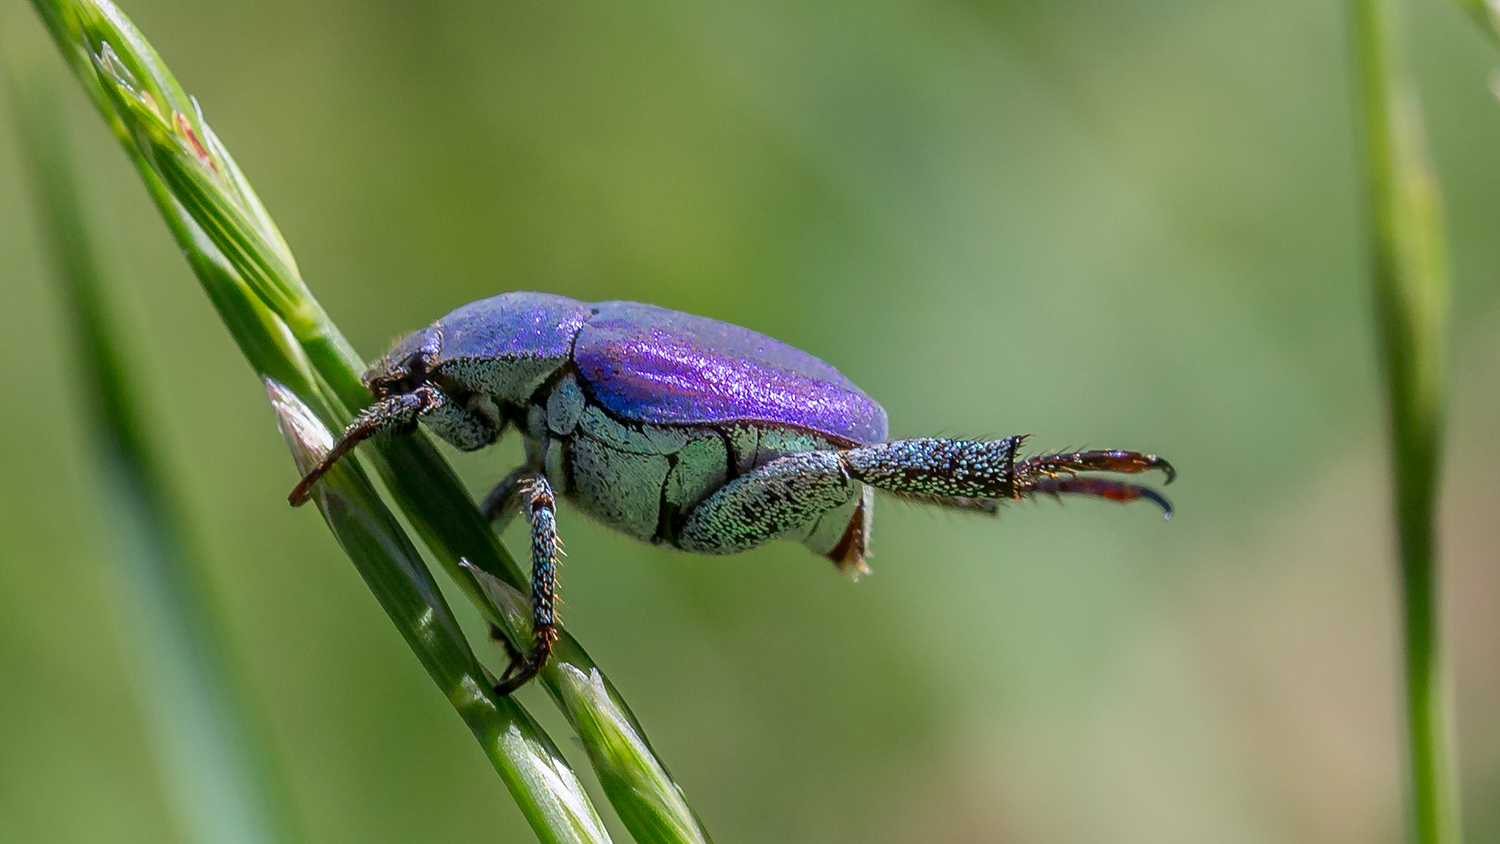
[1011,445,1174,518]
[677,450,858,557]
[806,485,874,577]
[1016,447,1176,486]
[840,436,1174,519]
[1025,474,1174,517]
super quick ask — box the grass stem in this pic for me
[5,53,299,844]
[1347,0,1460,840]
[26,1,712,840]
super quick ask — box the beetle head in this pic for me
[364,327,441,398]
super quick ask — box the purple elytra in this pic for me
[575,300,888,446]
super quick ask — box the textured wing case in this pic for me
[575,301,888,445]
[433,292,594,403]
[437,292,592,362]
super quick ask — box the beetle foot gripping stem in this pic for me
[492,474,561,696]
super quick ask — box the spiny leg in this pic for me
[1027,475,1174,517]
[887,493,1001,517]
[841,436,1174,518]
[1017,447,1176,485]
[492,472,562,695]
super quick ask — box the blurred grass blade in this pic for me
[1449,0,1500,44]
[39,0,317,332]
[28,1,624,838]
[469,566,711,844]
[29,2,716,840]
[1348,0,1460,842]
[267,381,613,844]
[5,56,297,844]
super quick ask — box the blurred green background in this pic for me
[2,0,1498,841]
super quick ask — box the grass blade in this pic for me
[28,1,713,840]
[1449,0,1500,44]
[1348,0,1460,842]
[470,567,710,844]
[267,381,612,844]
[25,4,617,841]
[5,54,297,844]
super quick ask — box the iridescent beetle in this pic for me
[289,293,1174,693]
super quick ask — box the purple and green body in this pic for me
[289,292,1174,693]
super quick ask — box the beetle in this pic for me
[289,292,1174,694]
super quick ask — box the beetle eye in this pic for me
[366,353,430,398]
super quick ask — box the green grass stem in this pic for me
[27,1,712,841]
[1448,0,1500,44]
[5,55,298,844]
[469,567,709,844]
[1347,0,1460,841]
[267,381,612,844]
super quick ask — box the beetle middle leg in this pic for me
[489,471,562,696]
[479,466,537,533]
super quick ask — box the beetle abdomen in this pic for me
[568,436,672,541]
[524,374,852,549]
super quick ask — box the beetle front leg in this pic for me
[288,383,496,505]
[492,472,561,696]
[289,384,444,505]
